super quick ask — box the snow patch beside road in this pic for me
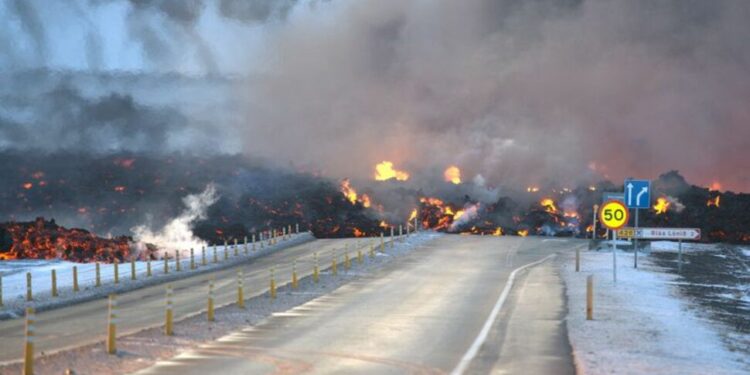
[562,249,748,374]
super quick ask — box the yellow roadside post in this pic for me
[292,260,298,289]
[147,258,152,277]
[190,248,195,270]
[165,284,174,336]
[260,233,265,249]
[252,234,256,251]
[163,252,169,274]
[576,246,580,272]
[207,278,215,322]
[331,250,338,276]
[131,257,136,280]
[51,269,58,297]
[237,270,245,308]
[175,251,181,272]
[95,262,101,287]
[358,249,363,264]
[380,233,385,253]
[345,253,351,271]
[213,245,218,264]
[113,259,119,284]
[26,272,32,301]
[23,306,34,375]
[587,275,594,320]
[201,246,207,266]
[107,294,117,354]
[72,266,79,292]
[224,240,229,261]
[313,252,319,284]
[269,268,276,300]
[399,224,403,241]
[390,226,395,248]
[244,236,248,255]
[233,238,239,257]
[370,241,375,259]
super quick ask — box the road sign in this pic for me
[624,179,650,209]
[599,200,629,230]
[602,192,624,204]
[616,227,701,240]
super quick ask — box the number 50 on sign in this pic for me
[599,200,629,230]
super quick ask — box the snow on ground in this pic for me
[0,233,313,318]
[0,231,441,375]
[651,240,722,253]
[562,248,748,375]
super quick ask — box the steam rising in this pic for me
[132,184,218,253]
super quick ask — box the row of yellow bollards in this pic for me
[13,228,300,304]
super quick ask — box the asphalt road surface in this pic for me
[135,235,582,375]
[0,237,370,363]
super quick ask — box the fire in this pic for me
[454,209,465,221]
[518,229,529,237]
[709,181,722,191]
[22,182,33,190]
[353,228,365,237]
[653,197,671,214]
[444,166,462,184]
[340,179,358,204]
[527,186,540,193]
[361,194,372,208]
[707,195,720,207]
[493,227,503,236]
[379,220,390,229]
[408,208,418,221]
[374,161,409,181]
[540,198,558,213]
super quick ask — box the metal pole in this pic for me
[634,209,639,269]
[678,239,683,273]
[613,231,618,284]
[592,204,598,240]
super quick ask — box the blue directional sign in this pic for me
[624,179,650,209]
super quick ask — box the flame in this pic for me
[353,228,365,237]
[361,194,372,208]
[379,220,390,229]
[454,209,465,221]
[493,227,503,236]
[408,208,418,221]
[707,195,720,207]
[709,181,722,191]
[340,179,358,204]
[653,197,671,214]
[526,186,540,193]
[518,229,529,237]
[585,225,593,233]
[22,182,33,190]
[540,198,558,213]
[444,166,462,184]
[374,161,410,181]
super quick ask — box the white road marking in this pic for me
[450,253,556,375]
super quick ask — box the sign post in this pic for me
[599,200,629,283]
[624,179,650,269]
[617,227,700,273]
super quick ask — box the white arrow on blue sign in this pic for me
[624,179,651,209]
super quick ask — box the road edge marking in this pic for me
[450,253,556,375]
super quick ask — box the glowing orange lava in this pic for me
[444,166,462,184]
[374,161,410,181]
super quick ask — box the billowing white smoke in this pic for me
[664,195,686,213]
[132,184,218,254]
[449,203,480,232]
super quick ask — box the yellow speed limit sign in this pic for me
[599,200,629,230]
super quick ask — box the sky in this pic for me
[1,0,749,193]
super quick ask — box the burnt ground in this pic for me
[651,245,750,355]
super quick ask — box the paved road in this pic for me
[135,236,582,375]
[0,237,374,363]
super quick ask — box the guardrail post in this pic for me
[358,249,363,264]
[292,260,298,289]
[26,272,32,301]
[576,246,580,272]
[586,275,594,320]
[370,241,375,259]
[73,266,79,292]
[131,257,137,280]
[399,224,403,239]
[331,250,338,276]
[113,259,119,284]
[234,238,239,257]
[345,253,351,271]
[269,268,276,299]
[207,279,215,322]
[96,262,101,287]
[165,285,174,336]
[107,294,117,354]
[252,234,256,251]
[201,246,207,266]
[380,233,385,253]
[164,252,169,274]
[296,223,299,233]
[175,251,181,272]
[237,270,245,308]
[224,240,229,261]
[244,236,248,255]
[190,248,195,270]
[313,253,319,284]
[213,245,218,264]
[147,258,152,277]
[51,269,58,297]
[23,306,34,375]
